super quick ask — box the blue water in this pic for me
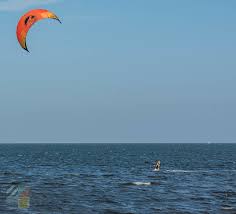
[0,143,235,214]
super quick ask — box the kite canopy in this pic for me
[16,9,61,52]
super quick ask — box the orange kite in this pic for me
[16,9,61,52]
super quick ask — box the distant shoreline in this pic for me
[0,142,235,144]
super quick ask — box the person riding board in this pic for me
[154,160,161,171]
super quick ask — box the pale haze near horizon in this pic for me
[0,0,236,143]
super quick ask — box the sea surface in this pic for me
[0,143,235,214]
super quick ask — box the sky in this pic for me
[0,0,236,143]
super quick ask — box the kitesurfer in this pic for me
[154,160,161,171]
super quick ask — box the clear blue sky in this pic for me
[0,0,236,143]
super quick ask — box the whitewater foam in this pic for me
[132,182,151,186]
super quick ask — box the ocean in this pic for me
[0,143,235,214]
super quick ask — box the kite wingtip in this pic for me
[53,17,62,24]
[24,47,30,53]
